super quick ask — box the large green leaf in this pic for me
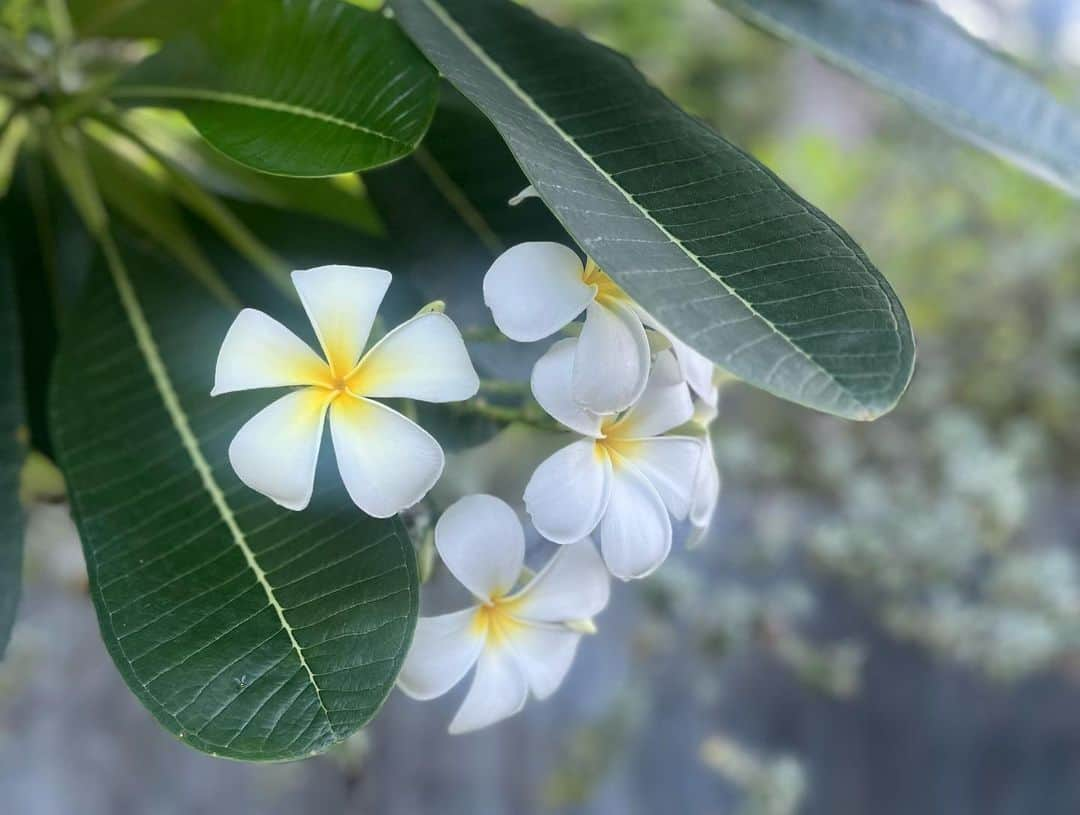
[113,0,439,177]
[714,0,1080,197]
[51,235,417,761]
[391,0,914,421]
[0,226,26,657]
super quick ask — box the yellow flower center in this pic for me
[311,373,355,405]
[314,361,376,403]
[589,411,645,467]
[470,594,525,645]
[583,259,626,305]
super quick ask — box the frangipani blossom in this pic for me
[483,242,650,415]
[524,341,705,580]
[212,265,479,517]
[398,494,610,734]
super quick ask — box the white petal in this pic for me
[530,338,603,437]
[672,334,719,406]
[329,396,444,518]
[635,307,719,406]
[435,494,525,601]
[292,265,390,377]
[448,645,528,734]
[600,459,672,580]
[616,436,703,520]
[688,443,721,549]
[524,440,611,545]
[227,387,330,511]
[511,539,610,623]
[506,625,582,700]
[607,350,693,439]
[694,397,720,428]
[211,309,331,395]
[573,300,650,415]
[352,312,479,402]
[397,609,485,701]
[483,242,594,342]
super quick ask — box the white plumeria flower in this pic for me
[483,242,650,415]
[687,399,721,549]
[643,318,720,408]
[524,341,705,580]
[398,494,610,734]
[211,265,479,517]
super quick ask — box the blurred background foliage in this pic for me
[4,0,1080,813]
[535,0,1080,810]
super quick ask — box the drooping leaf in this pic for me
[113,0,439,177]
[69,0,220,39]
[714,0,1080,197]
[121,110,385,236]
[391,0,915,420]
[0,113,29,198]
[82,124,238,307]
[51,234,417,761]
[0,225,26,657]
[41,124,107,236]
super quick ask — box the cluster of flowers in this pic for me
[211,242,721,733]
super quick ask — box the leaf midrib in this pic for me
[414,0,895,415]
[113,85,414,148]
[100,235,338,739]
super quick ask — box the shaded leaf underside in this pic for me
[716,0,1080,197]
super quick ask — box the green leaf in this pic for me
[714,0,1080,197]
[0,113,29,199]
[51,235,417,761]
[366,88,568,328]
[69,0,220,39]
[82,124,239,308]
[113,0,439,177]
[122,110,385,236]
[0,226,26,657]
[390,0,914,420]
[41,125,107,235]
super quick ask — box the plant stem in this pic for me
[461,326,510,342]
[448,398,561,432]
[478,378,529,395]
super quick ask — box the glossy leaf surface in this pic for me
[52,237,417,760]
[115,0,439,176]
[391,0,915,419]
